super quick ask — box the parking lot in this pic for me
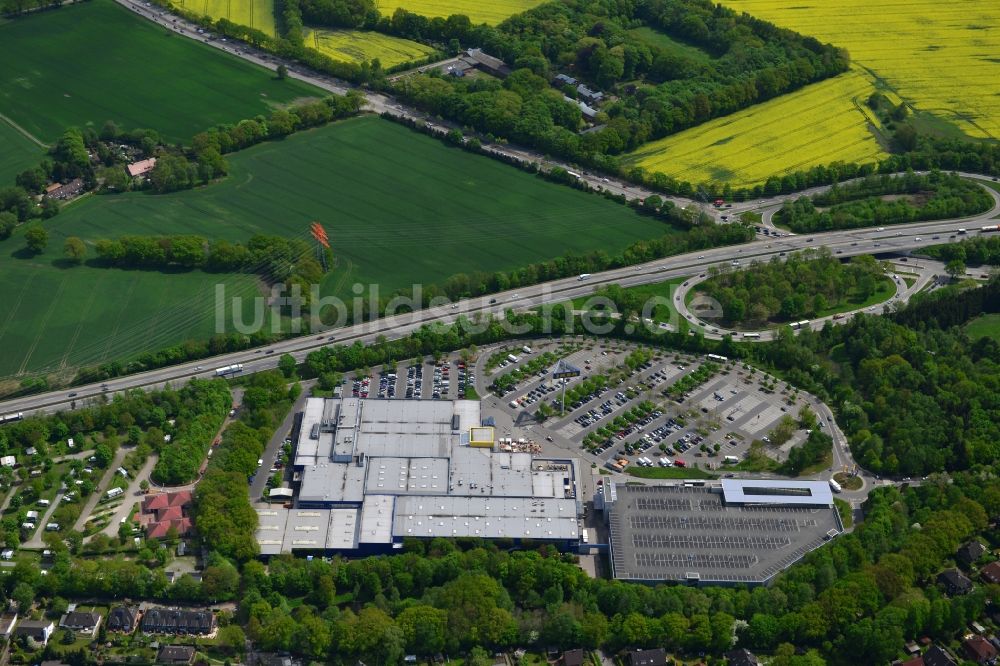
[308,337,829,484]
[344,358,476,402]
[479,339,823,476]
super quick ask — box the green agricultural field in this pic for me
[0,117,672,378]
[305,28,436,68]
[0,247,261,381]
[0,0,318,143]
[964,314,1000,342]
[0,119,44,186]
[373,0,544,25]
[173,0,277,35]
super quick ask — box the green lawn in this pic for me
[626,465,715,480]
[0,119,44,185]
[627,27,715,63]
[0,0,320,143]
[570,277,688,330]
[0,117,672,379]
[964,313,1000,342]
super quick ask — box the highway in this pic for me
[0,3,997,418]
[3,206,998,418]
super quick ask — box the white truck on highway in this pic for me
[215,363,244,377]
[578,273,591,281]
[0,412,24,424]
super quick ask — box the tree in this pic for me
[63,236,86,265]
[24,224,48,253]
[278,353,297,378]
[218,624,246,654]
[12,581,34,612]
[945,259,966,280]
[276,64,288,80]
[0,211,16,240]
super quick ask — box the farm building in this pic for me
[255,397,581,556]
[461,48,511,77]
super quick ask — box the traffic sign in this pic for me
[552,360,581,380]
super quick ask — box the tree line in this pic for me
[754,278,1000,476]
[389,0,847,170]
[150,380,231,485]
[4,462,995,664]
[923,235,1000,267]
[193,370,299,562]
[774,171,994,233]
[697,249,888,325]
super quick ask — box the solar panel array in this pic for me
[607,483,841,585]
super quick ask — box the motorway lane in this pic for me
[4,2,999,416]
[3,213,1000,418]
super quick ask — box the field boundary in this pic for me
[0,111,47,148]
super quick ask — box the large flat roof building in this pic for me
[257,397,580,555]
[606,481,841,586]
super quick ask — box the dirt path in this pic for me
[0,112,47,149]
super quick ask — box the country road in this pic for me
[0,0,997,422]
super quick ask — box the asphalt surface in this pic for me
[1,2,998,420]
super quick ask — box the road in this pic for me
[71,447,130,533]
[0,1,997,419]
[248,381,314,501]
[94,454,159,540]
[3,208,999,419]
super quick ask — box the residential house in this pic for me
[553,73,578,87]
[126,158,157,179]
[0,456,16,468]
[923,645,959,666]
[140,491,193,539]
[981,561,1000,585]
[0,612,17,638]
[141,607,215,635]
[45,179,84,201]
[251,655,303,666]
[958,541,988,567]
[576,84,604,104]
[964,636,999,665]
[938,569,973,595]
[563,649,585,666]
[156,645,196,665]
[626,649,667,666]
[14,619,54,646]
[59,609,102,639]
[725,648,760,666]
[898,658,923,666]
[107,605,141,633]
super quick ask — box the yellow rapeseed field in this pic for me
[373,0,544,25]
[305,28,435,68]
[173,0,277,36]
[626,68,888,187]
[722,0,1000,140]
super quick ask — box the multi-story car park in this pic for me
[599,479,842,586]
